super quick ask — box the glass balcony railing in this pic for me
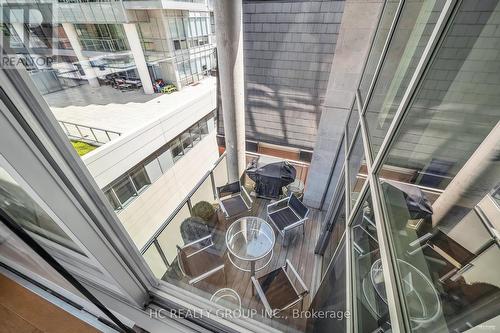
[141,151,311,276]
[140,153,228,276]
[79,38,128,52]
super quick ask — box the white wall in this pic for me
[82,87,216,189]
[117,132,219,249]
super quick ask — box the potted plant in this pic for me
[180,216,209,244]
[191,201,218,229]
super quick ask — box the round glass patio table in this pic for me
[225,216,275,276]
[210,288,241,309]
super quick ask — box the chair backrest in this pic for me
[217,181,241,198]
[289,194,308,218]
[177,246,191,277]
[177,234,213,277]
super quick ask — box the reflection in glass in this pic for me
[0,223,82,297]
[358,0,400,102]
[105,190,121,212]
[170,138,184,162]
[113,177,136,206]
[351,191,391,332]
[364,0,446,157]
[348,131,367,209]
[378,2,500,331]
[346,105,359,149]
[321,197,346,278]
[0,166,82,254]
[308,238,347,333]
[130,167,151,193]
[382,0,500,190]
[143,244,168,279]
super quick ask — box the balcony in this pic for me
[122,0,209,11]
[79,38,128,53]
[141,153,317,332]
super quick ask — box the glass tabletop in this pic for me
[225,216,275,261]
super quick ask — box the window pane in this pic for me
[158,147,174,172]
[364,0,447,158]
[348,131,367,209]
[213,155,228,187]
[199,118,209,136]
[358,0,400,102]
[113,177,136,206]
[144,157,162,183]
[190,175,215,207]
[143,244,168,279]
[0,166,83,254]
[156,203,191,263]
[322,138,346,210]
[170,139,184,163]
[379,1,500,331]
[381,4,500,190]
[308,238,347,333]
[130,167,150,193]
[105,189,121,211]
[190,123,201,144]
[346,104,359,149]
[321,197,346,278]
[351,191,391,332]
[180,131,193,152]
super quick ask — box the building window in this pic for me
[144,157,162,183]
[170,138,185,162]
[105,189,121,211]
[112,176,136,206]
[157,147,174,173]
[180,131,193,153]
[351,191,391,332]
[130,167,151,193]
[101,111,216,211]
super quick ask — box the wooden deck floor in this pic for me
[222,198,324,332]
[163,198,324,332]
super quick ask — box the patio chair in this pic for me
[177,235,226,286]
[267,194,309,246]
[217,181,253,218]
[251,259,309,317]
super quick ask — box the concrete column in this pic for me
[159,60,182,90]
[303,0,384,209]
[61,23,100,88]
[123,23,154,95]
[432,123,500,226]
[214,0,246,182]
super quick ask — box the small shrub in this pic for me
[71,140,97,156]
[191,201,216,222]
[180,217,209,243]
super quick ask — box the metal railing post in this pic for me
[89,127,99,144]
[75,124,84,139]
[154,240,170,268]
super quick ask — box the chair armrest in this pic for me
[251,276,273,316]
[183,235,213,248]
[267,197,290,215]
[183,235,214,258]
[283,217,308,231]
[189,264,224,285]
[285,259,308,295]
[408,232,433,247]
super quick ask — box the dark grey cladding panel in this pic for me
[239,0,345,150]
